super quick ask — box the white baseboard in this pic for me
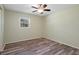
[44,37,79,49]
[5,37,43,44]
[4,37,79,50]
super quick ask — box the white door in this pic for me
[0,8,3,51]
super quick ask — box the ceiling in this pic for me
[4,4,78,16]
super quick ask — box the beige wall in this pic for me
[4,6,79,49]
[44,6,79,49]
[4,10,44,44]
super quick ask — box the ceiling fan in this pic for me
[32,4,51,14]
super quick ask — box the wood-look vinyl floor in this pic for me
[1,38,79,55]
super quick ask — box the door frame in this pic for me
[0,5,5,52]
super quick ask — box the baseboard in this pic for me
[5,37,43,45]
[4,37,79,50]
[44,37,79,49]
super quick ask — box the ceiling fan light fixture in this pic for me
[32,4,51,14]
[37,9,43,13]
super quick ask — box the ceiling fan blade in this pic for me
[43,4,47,8]
[32,6,38,9]
[44,9,51,11]
[32,10,37,12]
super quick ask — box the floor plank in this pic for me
[1,38,79,55]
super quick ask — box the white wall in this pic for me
[44,6,79,49]
[4,6,79,49]
[0,5,4,51]
[4,10,44,44]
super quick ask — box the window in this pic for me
[20,16,30,27]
